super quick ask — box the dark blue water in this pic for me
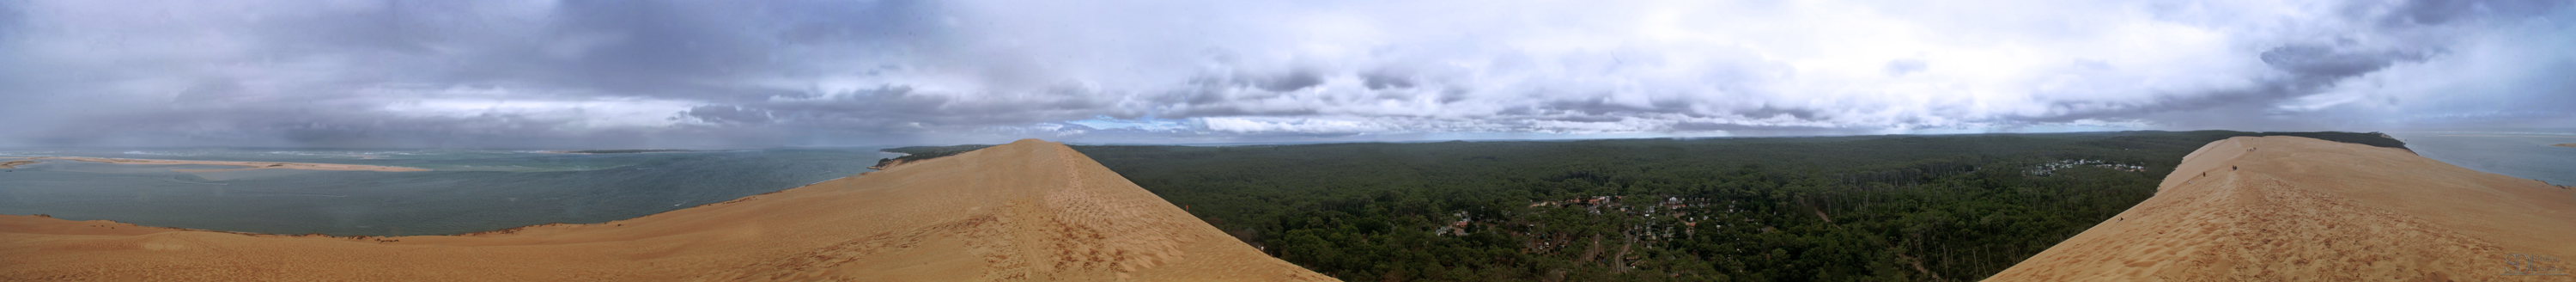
[0,148,893,236]
[2392,133,2576,186]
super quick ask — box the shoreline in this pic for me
[2554,143,2576,148]
[17,156,428,172]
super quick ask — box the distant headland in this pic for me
[872,144,993,169]
[538,149,696,154]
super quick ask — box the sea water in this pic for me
[2391,133,2576,186]
[0,148,896,236]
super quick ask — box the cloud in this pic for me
[1883,59,1928,77]
[1,0,2570,148]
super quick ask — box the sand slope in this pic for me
[1990,136,2576,281]
[0,139,1334,281]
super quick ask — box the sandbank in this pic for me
[2553,143,2575,148]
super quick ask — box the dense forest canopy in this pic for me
[1070,131,2401,281]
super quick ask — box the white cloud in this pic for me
[369,86,700,130]
[1199,117,1388,134]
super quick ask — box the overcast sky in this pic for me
[1,0,2570,148]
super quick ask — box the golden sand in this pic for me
[12,156,428,172]
[1990,136,2576,280]
[0,139,1334,281]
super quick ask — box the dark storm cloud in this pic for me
[2259,45,2421,79]
[1520,97,1707,121]
[1255,71,1325,92]
[2383,0,2564,26]
[2018,43,2427,124]
[427,0,948,100]
[1359,70,1415,90]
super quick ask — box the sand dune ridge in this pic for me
[0,139,1333,281]
[1990,136,2576,281]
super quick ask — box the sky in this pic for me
[1,0,2571,149]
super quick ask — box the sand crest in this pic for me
[0,139,1334,281]
[15,156,428,172]
[1989,136,2576,280]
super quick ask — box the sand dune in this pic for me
[0,139,1334,281]
[1990,136,2576,280]
[11,156,428,172]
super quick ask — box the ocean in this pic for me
[0,148,895,236]
[2391,133,2576,186]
